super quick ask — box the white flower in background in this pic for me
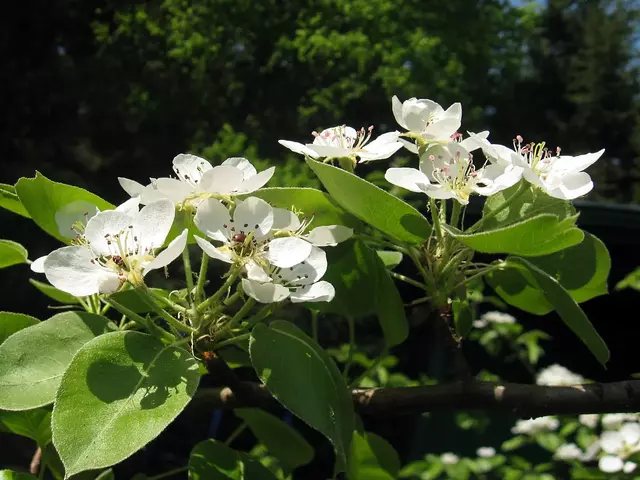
[536,364,585,386]
[478,135,604,200]
[42,199,187,297]
[554,443,583,461]
[119,155,274,206]
[481,311,515,324]
[476,447,496,458]
[598,423,640,473]
[440,452,459,465]
[511,416,559,435]
[241,246,335,303]
[385,143,518,205]
[579,414,600,429]
[602,413,639,430]
[279,125,402,163]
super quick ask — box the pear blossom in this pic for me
[440,453,459,465]
[602,413,639,430]
[385,143,518,205]
[554,443,583,461]
[473,310,516,329]
[241,246,335,303]
[279,125,402,164]
[42,199,187,297]
[536,364,585,386]
[579,414,600,429]
[478,136,604,200]
[476,447,496,458]
[118,154,274,206]
[511,416,559,435]
[598,423,640,473]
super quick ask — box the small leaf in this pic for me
[306,158,431,244]
[52,331,200,478]
[15,172,114,243]
[0,183,30,218]
[501,435,526,451]
[444,214,584,257]
[348,431,396,480]
[188,439,277,479]
[0,311,116,410]
[250,321,354,472]
[0,471,37,480]
[452,299,473,338]
[29,279,80,305]
[0,312,39,345]
[235,408,314,471]
[0,408,52,447]
[376,251,403,269]
[0,240,28,269]
[616,267,640,291]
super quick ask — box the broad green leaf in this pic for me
[487,233,610,314]
[348,432,397,480]
[15,172,114,243]
[0,471,36,480]
[52,331,200,477]
[0,240,28,269]
[250,321,354,472]
[0,408,52,447]
[482,180,576,229]
[251,187,362,229]
[0,311,116,410]
[503,257,609,366]
[616,267,640,291]
[29,279,80,305]
[452,299,473,338]
[108,288,173,313]
[306,158,431,244]
[235,408,314,471]
[0,312,39,345]
[0,183,30,218]
[376,251,403,269]
[314,240,408,346]
[188,439,277,480]
[444,214,584,257]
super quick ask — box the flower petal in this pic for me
[118,177,146,198]
[236,167,275,194]
[290,281,335,303]
[279,246,327,285]
[600,431,624,454]
[194,198,232,242]
[242,279,290,303]
[194,235,233,263]
[278,140,319,159]
[459,130,490,152]
[272,208,301,231]
[222,157,257,179]
[199,165,245,194]
[360,136,403,162]
[620,423,640,446]
[30,255,47,273]
[245,259,271,282]
[54,200,100,239]
[304,225,353,246]
[306,144,349,158]
[385,168,430,193]
[265,237,312,268]
[115,197,141,215]
[143,229,188,275]
[133,199,176,251]
[599,456,623,473]
[43,246,120,297]
[153,177,195,204]
[85,210,135,256]
[233,197,274,238]
[556,149,605,173]
[545,172,593,200]
[172,154,212,183]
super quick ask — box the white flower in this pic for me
[473,319,488,329]
[385,143,517,205]
[119,155,274,206]
[279,125,402,163]
[554,443,583,461]
[480,311,516,325]
[440,452,459,465]
[536,364,585,386]
[579,414,600,429]
[599,455,624,473]
[602,413,639,430]
[597,422,640,473]
[42,199,187,297]
[511,416,559,435]
[241,247,335,304]
[476,447,496,458]
[478,136,604,200]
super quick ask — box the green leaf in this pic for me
[349,432,396,480]
[234,408,314,471]
[0,240,28,269]
[452,299,473,338]
[0,408,52,447]
[29,279,80,305]
[487,233,610,314]
[0,471,37,480]
[361,432,401,477]
[250,187,362,229]
[52,331,200,478]
[616,267,640,291]
[306,158,431,244]
[444,214,584,257]
[315,240,408,347]
[376,251,403,269]
[0,312,39,345]
[502,257,609,366]
[501,435,527,451]
[249,321,354,472]
[188,439,277,479]
[0,311,116,410]
[108,288,173,313]
[535,432,563,452]
[15,172,114,243]
[0,183,30,218]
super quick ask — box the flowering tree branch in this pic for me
[193,380,640,417]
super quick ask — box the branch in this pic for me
[193,380,640,417]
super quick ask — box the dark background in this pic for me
[2,0,640,477]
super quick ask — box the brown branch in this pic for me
[193,380,640,417]
[30,447,42,476]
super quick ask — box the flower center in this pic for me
[514,136,561,178]
[429,151,478,200]
[313,125,374,153]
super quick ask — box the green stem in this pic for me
[146,466,188,480]
[105,297,174,343]
[450,200,462,228]
[244,304,274,327]
[197,271,240,313]
[450,263,505,293]
[77,297,91,313]
[182,244,195,304]
[343,315,356,381]
[137,288,198,336]
[350,348,388,388]
[388,271,428,290]
[196,253,209,303]
[469,181,529,233]
[353,233,411,255]
[311,310,319,342]
[215,332,251,349]
[225,297,256,331]
[430,198,443,241]
[224,422,247,447]
[146,288,188,315]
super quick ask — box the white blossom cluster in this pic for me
[472,310,516,329]
[536,364,586,386]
